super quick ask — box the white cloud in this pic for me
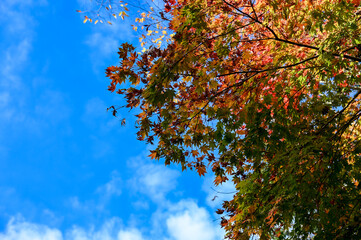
[166,200,223,240]
[147,200,223,240]
[0,150,226,240]
[0,0,47,37]
[1,166,225,240]
[0,216,62,240]
[0,216,144,240]
[84,20,134,71]
[126,153,224,239]
[96,171,122,198]
[128,155,180,203]
[68,197,88,212]
[0,0,70,134]
[0,38,32,128]
[66,218,123,240]
[0,0,47,85]
[117,229,143,240]
[0,205,223,240]
[85,32,120,58]
[0,39,32,88]
[69,171,122,212]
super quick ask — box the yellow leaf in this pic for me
[94,20,98,24]
[243,50,251,60]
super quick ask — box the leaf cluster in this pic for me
[105,0,361,238]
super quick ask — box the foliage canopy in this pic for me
[87,0,361,238]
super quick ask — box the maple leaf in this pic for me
[148,150,158,160]
[164,4,171,13]
[216,209,224,214]
[99,0,361,238]
[196,164,207,176]
[191,149,199,157]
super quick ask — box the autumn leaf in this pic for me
[101,0,361,238]
[196,164,206,176]
[216,209,224,214]
[191,150,199,157]
[148,150,158,159]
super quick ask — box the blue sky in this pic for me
[0,0,235,239]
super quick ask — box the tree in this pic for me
[101,0,361,238]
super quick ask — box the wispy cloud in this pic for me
[0,216,144,240]
[0,0,47,86]
[83,19,135,72]
[77,0,136,72]
[96,171,122,200]
[0,216,62,240]
[0,0,71,135]
[0,39,32,88]
[69,171,122,213]
[127,154,181,203]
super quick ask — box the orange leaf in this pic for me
[196,165,207,176]
[148,151,158,159]
[191,150,199,157]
